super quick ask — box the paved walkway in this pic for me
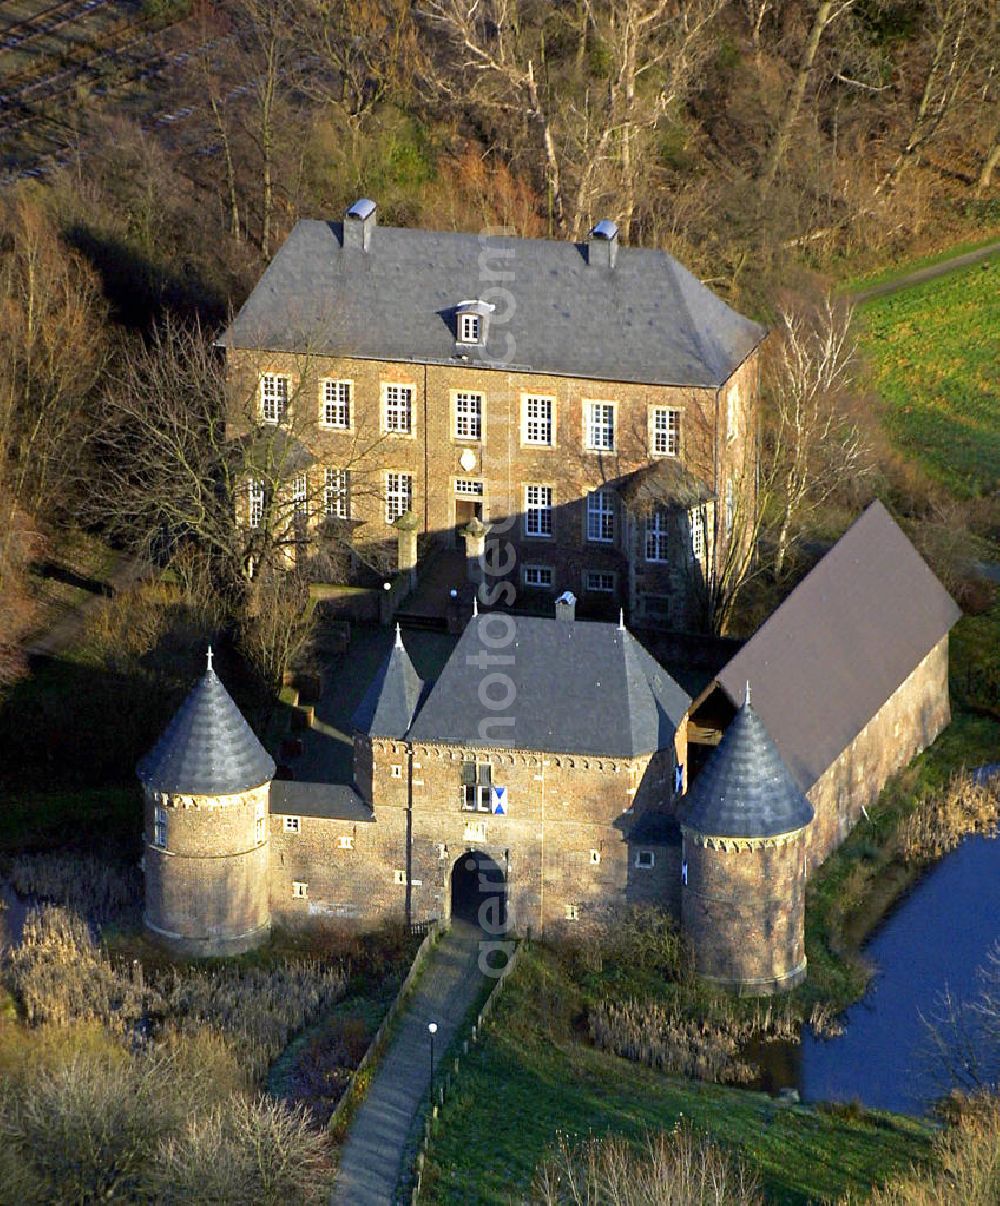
[847,238,1000,304]
[332,919,486,1205]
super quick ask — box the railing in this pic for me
[327,920,443,1140]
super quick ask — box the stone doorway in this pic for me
[454,498,482,546]
[449,850,506,932]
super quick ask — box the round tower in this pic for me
[680,687,814,995]
[137,648,276,957]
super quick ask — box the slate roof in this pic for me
[616,458,715,513]
[269,780,372,822]
[137,655,275,796]
[681,698,814,839]
[222,218,764,389]
[406,615,691,757]
[351,628,424,739]
[714,500,962,792]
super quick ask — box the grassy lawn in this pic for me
[858,260,1000,496]
[419,946,932,1205]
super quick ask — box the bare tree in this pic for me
[766,295,869,575]
[759,0,857,192]
[420,0,725,238]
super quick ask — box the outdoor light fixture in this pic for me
[449,588,458,599]
[383,581,391,591]
[428,1021,438,1085]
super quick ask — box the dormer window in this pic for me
[459,313,480,344]
[455,300,494,346]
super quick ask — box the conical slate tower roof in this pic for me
[682,692,814,839]
[137,650,276,796]
[351,627,423,739]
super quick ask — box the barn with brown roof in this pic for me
[687,500,962,867]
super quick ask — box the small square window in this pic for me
[585,570,616,594]
[394,870,407,885]
[589,849,601,865]
[391,765,403,779]
[338,835,354,850]
[523,565,554,589]
[635,850,655,869]
[459,312,481,343]
[565,903,580,921]
[283,816,301,833]
[292,881,308,899]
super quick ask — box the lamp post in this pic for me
[428,1021,438,1087]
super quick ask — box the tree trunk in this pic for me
[975,129,1000,196]
[760,0,840,192]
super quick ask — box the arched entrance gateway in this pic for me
[449,850,507,932]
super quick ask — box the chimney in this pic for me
[344,198,377,252]
[588,219,618,269]
[555,590,576,623]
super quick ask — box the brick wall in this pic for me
[681,826,808,994]
[143,784,271,956]
[805,636,952,869]
[226,347,759,613]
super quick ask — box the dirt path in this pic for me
[332,920,486,1206]
[25,553,147,659]
[848,239,1000,304]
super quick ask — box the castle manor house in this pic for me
[137,504,960,995]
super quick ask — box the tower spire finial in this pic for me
[618,608,626,632]
[473,594,479,617]
[745,679,751,706]
[206,644,214,674]
[395,622,403,650]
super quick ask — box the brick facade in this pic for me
[226,346,758,619]
[680,826,808,993]
[805,635,951,869]
[142,783,271,956]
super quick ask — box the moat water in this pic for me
[754,833,1000,1115]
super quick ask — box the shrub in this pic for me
[2,852,141,923]
[897,771,1000,862]
[861,1092,1000,1205]
[530,1125,763,1205]
[149,1095,332,1204]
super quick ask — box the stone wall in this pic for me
[680,826,807,994]
[806,636,952,869]
[143,783,271,956]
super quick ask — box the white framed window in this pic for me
[454,391,483,441]
[260,373,289,424]
[320,379,351,429]
[725,478,735,534]
[394,870,407,885]
[455,478,484,497]
[645,509,669,563]
[524,484,553,537]
[248,478,265,530]
[584,400,615,451]
[459,312,481,344]
[391,765,402,779]
[283,816,301,833]
[565,903,580,921]
[292,881,308,899]
[153,806,167,848]
[292,472,308,519]
[585,570,616,593]
[338,835,354,850]
[383,384,413,434]
[461,761,493,812]
[523,395,554,446]
[635,850,655,869]
[690,507,705,559]
[589,849,601,865]
[586,490,615,543]
[727,383,740,441]
[652,407,681,457]
[324,468,349,519]
[385,472,412,524]
[523,565,554,589]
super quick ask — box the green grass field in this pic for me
[419,947,932,1205]
[859,260,1000,497]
